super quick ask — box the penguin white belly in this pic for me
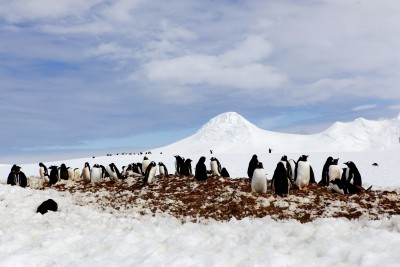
[328,166,341,183]
[91,168,102,184]
[142,160,151,174]
[332,184,345,195]
[39,167,45,179]
[251,169,267,193]
[289,160,296,180]
[159,166,165,176]
[210,161,220,176]
[296,162,310,189]
[82,168,90,182]
[68,168,74,180]
[74,169,81,181]
[147,167,157,184]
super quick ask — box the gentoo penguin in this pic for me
[247,154,259,182]
[67,167,75,180]
[7,165,27,188]
[341,167,349,182]
[37,199,58,215]
[195,156,208,181]
[251,162,267,194]
[174,155,184,175]
[328,158,341,184]
[181,158,193,176]
[220,167,230,178]
[158,162,168,176]
[318,156,333,186]
[210,157,222,176]
[272,162,290,196]
[279,155,293,181]
[142,156,151,175]
[48,166,59,185]
[344,161,362,186]
[59,164,69,180]
[295,155,314,190]
[288,159,296,181]
[143,161,157,185]
[74,168,81,181]
[81,162,91,182]
[106,163,122,181]
[90,164,103,184]
[39,162,49,182]
[331,178,364,195]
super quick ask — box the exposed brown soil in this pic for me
[39,175,400,223]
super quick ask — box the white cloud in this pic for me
[352,104,377,111]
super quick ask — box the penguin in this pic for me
[174,155,184,175]
[67,167,75,180]
[36,199,58,215]
[331,178,364,195]
[279,155,292,181]
[143,161,157,185]
[271,162,290,196]
[220,167,230,178]
[39,162,49,182]
[59,164,69,180]
[81,162,91,182]
[247,154,259,182]
[158,162,168,176]
[295,155,314,190]
[181,158,193,176]
[106,163,123,181]
[48,166,59,185]
[74,168,81,181]
[142,156,151,175]
[7,165,27,188]
[210,157,222,176]
[341,167,349,182]
[251,162,267,194]
[288,159,296,181]
[318,156,333,186]
[90,164,103,184]
[195,156,208,181]
[328,158,341,184]
[344,161,362,186]
[136,163,143,175]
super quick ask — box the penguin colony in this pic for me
[7,154,369,197]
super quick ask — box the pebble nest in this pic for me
[38,175,400,223]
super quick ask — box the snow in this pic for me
[1,112,400,266]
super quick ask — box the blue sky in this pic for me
[1,0,400,163]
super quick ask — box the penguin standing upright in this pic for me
[328,158,340,184]
[90,164,102,184]
[279,155,292,181]
[344,161,362,186]
[272,162,290,196]
[67,167,74,180]
[181,158,193,176]
[195,156,208,181]
[81,162,90,182]
[39,162,50,183]
[59,164,69,181]
[7,165,27,188]
[74,168,81,181]
[143,161,157,185]
[210,157,222,176]
[295,155,314,190]
[247,155,259,182]
[174,155,184,175]
[318,156,333,186]
[251,162,267,194]
[48,166,59,185]
[142,156,151,175]
[288,159,296,181]
[158,162,168,176]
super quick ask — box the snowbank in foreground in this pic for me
[1,185,400,267]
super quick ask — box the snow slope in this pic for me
[155,112,400,155]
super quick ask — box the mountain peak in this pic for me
[195,112,257,141]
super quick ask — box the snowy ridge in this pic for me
[156,112,400,154]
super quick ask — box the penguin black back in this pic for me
[195,156,207,181]
[247,155,259,181]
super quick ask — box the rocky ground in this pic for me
[37,175,400,223]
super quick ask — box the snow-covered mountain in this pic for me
[155,112,400,154]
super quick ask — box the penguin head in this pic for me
[281,155,288,161]
[298,155,309,162]
[199,156,206,163]
[256,162,264,169]
[143,156,148,160]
